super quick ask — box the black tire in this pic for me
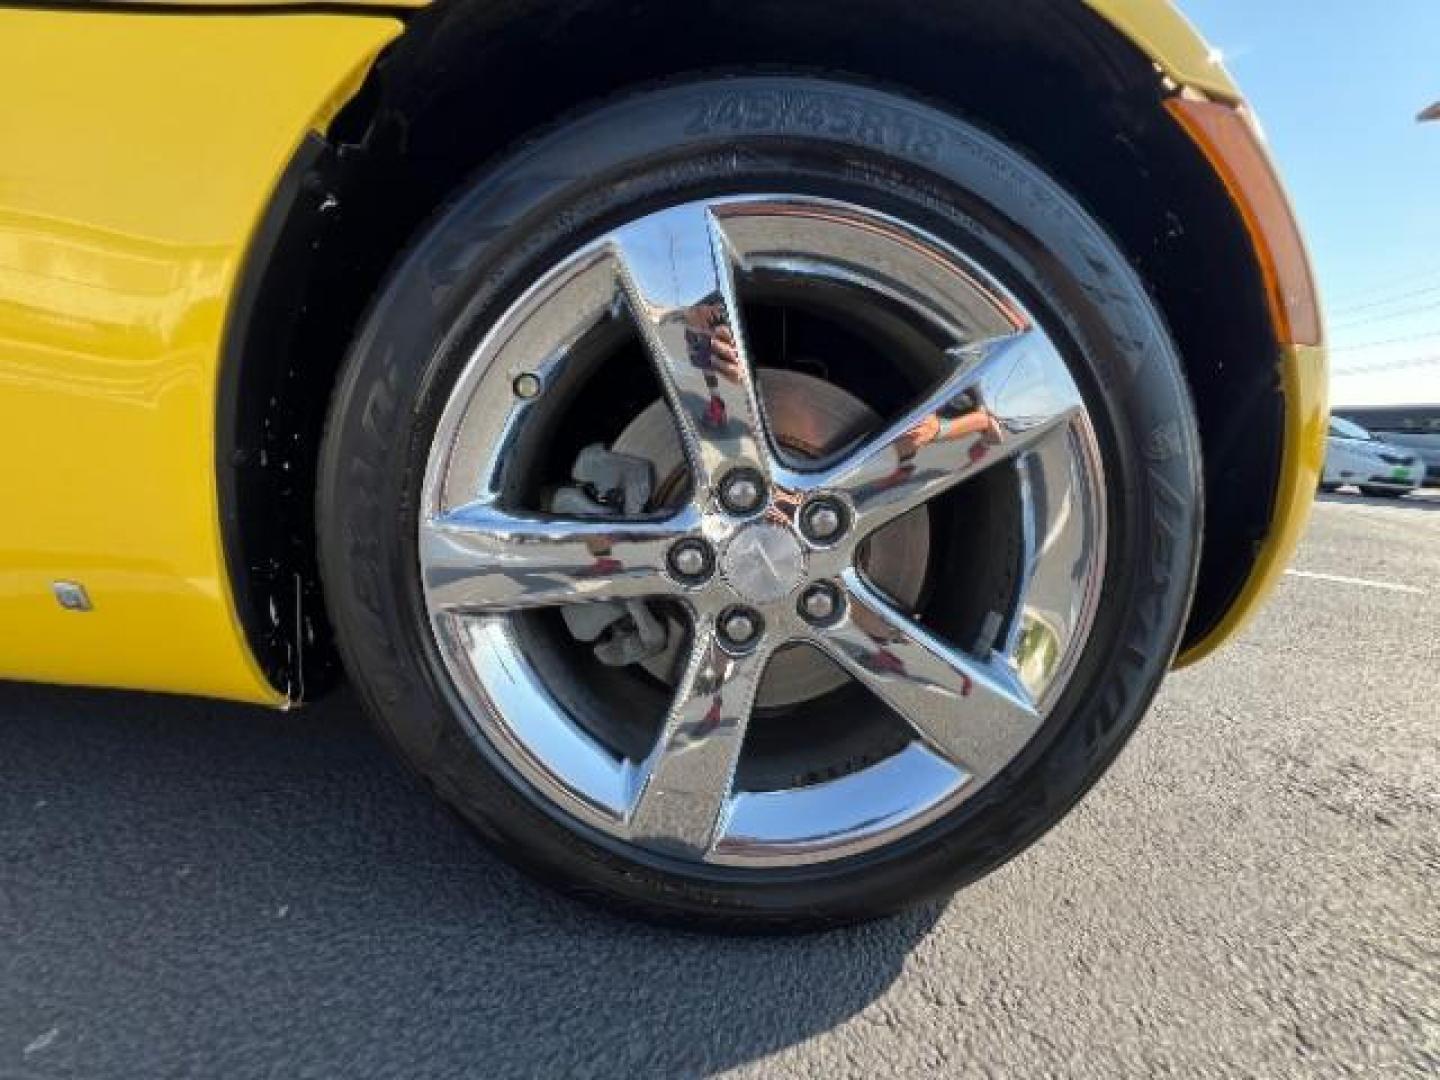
[1360,487,1407,499]
[318,76,1203,930]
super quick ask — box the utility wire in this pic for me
[1330,281,1440,320]
[1327,267,1440,312]
[1334,354,1440,376]
[1331,297,1440,331]
[1330,329,1440,353]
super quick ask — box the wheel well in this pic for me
[220,0,1283,696]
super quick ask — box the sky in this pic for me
[1181,0,1440,407]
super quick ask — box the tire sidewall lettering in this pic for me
[685,89,945,162]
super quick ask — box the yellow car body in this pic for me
[0,0,1325,706]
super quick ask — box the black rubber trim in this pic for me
[216,132,332,700]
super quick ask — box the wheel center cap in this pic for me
[722,523,806,604]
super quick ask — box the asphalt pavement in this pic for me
[3,491,1437,1078]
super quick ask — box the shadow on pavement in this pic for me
[0,682,937,1079]
[1316,489,1440,512]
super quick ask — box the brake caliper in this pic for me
[549,444,669,666]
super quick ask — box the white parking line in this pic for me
[1284,569,1425,595]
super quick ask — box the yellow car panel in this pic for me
[97,0,425,4]
[1084,0,1241,103]
[0,11,401,704]
[1178,344,1328,665]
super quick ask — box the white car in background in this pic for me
[1322,416,1425,497]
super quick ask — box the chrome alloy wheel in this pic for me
[419,196,1106,868]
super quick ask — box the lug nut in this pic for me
[719,469,765,515]
[802,499,846,543]
[799,583,842,624]
[512,372,543,399]
[668,539,713,581]
[719,607,762,648]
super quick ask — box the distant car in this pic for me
[1322,417,1425,497]
[1334,405,1440,486]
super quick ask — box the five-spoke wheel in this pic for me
[419,197,1105,866]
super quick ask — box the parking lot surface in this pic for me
[3,491,1437,1078]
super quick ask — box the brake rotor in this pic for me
[615,367,931,708]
